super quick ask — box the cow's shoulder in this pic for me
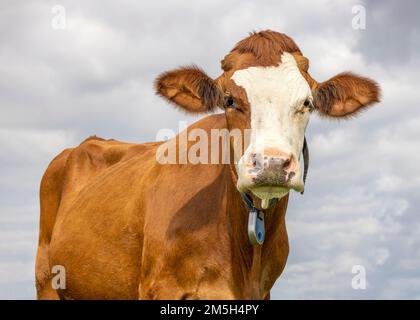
[75,135,130,164]
[46,136,155,211]
[76,135,160,165]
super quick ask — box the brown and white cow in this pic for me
[36,30,380,299]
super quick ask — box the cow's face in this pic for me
[155,31,380,202]
[221,52,312,199]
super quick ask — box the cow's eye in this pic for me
[303,99,314,111]
[225,96,235,108]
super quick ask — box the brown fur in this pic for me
[313,72,381,117]
[155,66,224,113]
[223,30,301,69]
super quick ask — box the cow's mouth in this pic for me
[250,179,303,198]
[250,185,290,203]
[238,168,304,197]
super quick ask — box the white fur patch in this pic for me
[231,52,312,198]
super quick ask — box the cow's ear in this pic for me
[155,66,224,113]
[313,72,380,118]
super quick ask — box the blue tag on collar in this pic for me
[248,208,265,245]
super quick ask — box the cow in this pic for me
[35,30,380,299]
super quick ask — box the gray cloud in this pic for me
[0,0,419,299]
[358,0,420,65]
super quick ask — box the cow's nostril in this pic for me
[283,158,291,169]
[251,153,261,168]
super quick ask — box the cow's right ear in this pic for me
[155,66,224,113]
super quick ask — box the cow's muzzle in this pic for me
[237,137,309,202]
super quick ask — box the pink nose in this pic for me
[248,149,297,183]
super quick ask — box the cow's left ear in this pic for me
[155,66,224,113]
[313,72,381,118]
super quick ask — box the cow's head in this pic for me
[155,31,380,202]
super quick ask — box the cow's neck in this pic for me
[181,114,289,298]
[224,161,289,299]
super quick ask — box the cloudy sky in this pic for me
[1,0,419,299]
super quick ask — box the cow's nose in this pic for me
[267,156,292,171]
[250,150,296,175]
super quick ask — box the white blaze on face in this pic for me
[231,52,312,199]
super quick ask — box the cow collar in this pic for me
[240,136,309,246]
